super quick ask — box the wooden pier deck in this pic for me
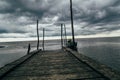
[0,49,120,80]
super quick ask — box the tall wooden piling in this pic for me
[70,0,75,44]
[64,24,67,46]
[61,24,63,48]
[70,0,77,51]
[42,28,45,51]
[36,20,39,50]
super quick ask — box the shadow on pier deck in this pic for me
[0,48,120,80]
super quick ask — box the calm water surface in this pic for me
[0,40,61,68]
[77,37,120,72]
[0,37,120,72]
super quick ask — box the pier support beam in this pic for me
[70,0,77,51]
[64,24,67,46]
[61,24,63,49]
[42,28,45,51]
[36,20,39,50]
[27,43,31,54]
[70,0,75,44]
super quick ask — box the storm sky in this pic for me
[0,0,120,38]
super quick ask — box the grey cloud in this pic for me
[0,29,8,33]
[0,0,120,38]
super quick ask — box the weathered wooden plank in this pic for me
[65,48,120,80]
[0,50,41,79]
[1,49,119,80]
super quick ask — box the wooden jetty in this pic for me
[0,48,120,80]
[0,0,120,79]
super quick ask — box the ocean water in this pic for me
[0,37,120,72]
[77,37,120,72]
[0,40,61,68]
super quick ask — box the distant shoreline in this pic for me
[0,36,120,43]
[0,46,6,48]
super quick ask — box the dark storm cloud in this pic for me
[0,29,8,33]
[0,0,47,20]
[0,0,120,38]
[77,0,120,35]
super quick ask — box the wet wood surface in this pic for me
[1,50,109,80]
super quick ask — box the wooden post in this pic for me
[61,24,63,48]
[70,0,75,44]
[27,43,31,54]
[37,20,39,50]
[70,0,77,51]
[64,24,67,46]
[42,28,45,51]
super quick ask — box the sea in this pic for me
[0,37,120,72]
